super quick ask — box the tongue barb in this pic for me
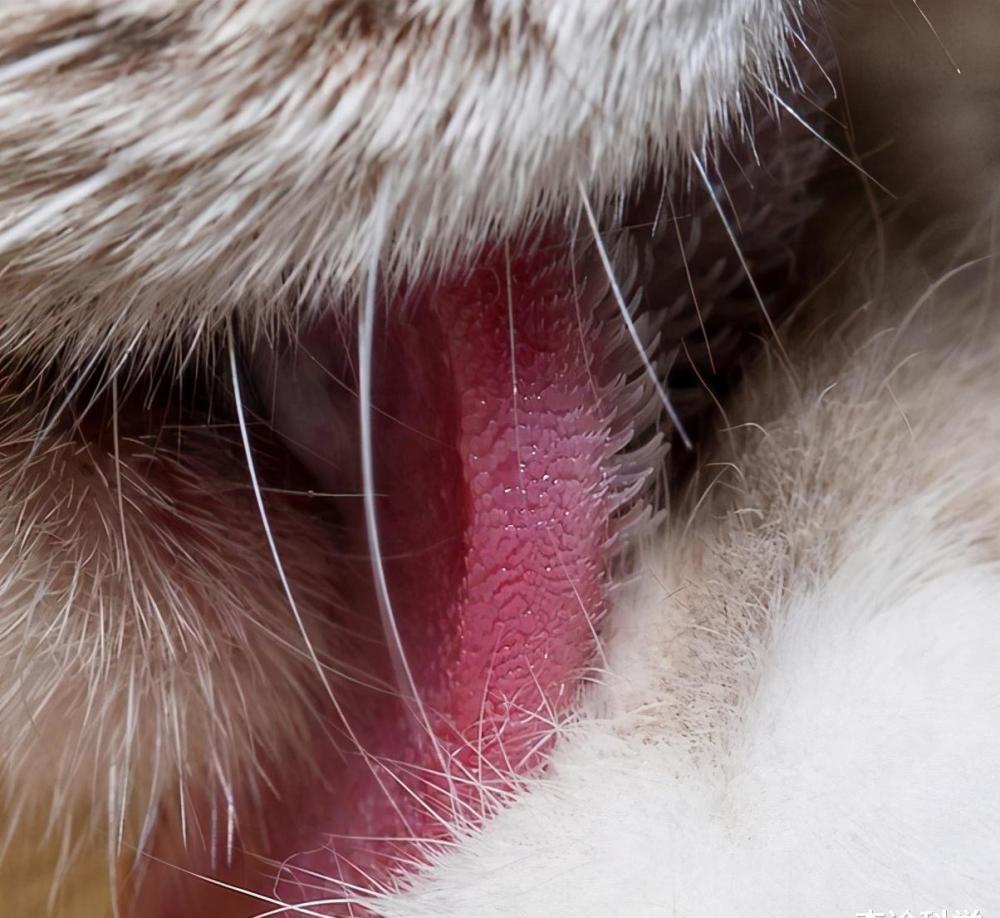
[272,237,661,910]
[374,242,621,768]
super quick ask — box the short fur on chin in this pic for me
[0,0,793,361]
[368,237,1000,917]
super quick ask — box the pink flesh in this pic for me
[140,239,627,915]
[272,241,622,908]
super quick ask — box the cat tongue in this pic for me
[268,241,642,905]
[140,237,656,915]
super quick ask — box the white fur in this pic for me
[371,254,1000,915]
[0,0,801,878]
[3,1,1000,916]
[378,542,1000,915]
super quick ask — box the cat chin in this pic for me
[0,0,791,362]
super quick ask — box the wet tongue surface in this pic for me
[135,238,641,916]
[268,241,629,910]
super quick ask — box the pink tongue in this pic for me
[366,242,617,766]
[266,240,631,908]
[142,239,641,915]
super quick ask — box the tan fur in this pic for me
[0,0,792,364]
[646,236,1000,747]
[0,397,361,889]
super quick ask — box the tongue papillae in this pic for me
[137,236,659,916]
[268,239,656,909]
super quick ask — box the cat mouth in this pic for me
[101,47,836,918]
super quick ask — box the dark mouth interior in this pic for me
[22,40,837,918]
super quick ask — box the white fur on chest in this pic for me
[375,527,1000,916]
[371,265,1000,915]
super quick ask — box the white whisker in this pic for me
[357,247,457,807]
[227,330,387,830]
[765,90,894,196]
[909,0,961,73]
[504,241,528,496]
[689,153,791,372]
[136,850,336,917]
[578,179,692,449]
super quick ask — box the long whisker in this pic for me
[577,179,692,449]
[358,261,422,710]
[765,89,894,196]
[667,193,716,375]
[505,241,527,495]
[689,153,791,373]
[228,333,363,753]
[357,251,457,799]
[135,850,335,917]
[109,375,136,874]
[909,0,961,73]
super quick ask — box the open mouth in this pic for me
[27,38,837,918]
